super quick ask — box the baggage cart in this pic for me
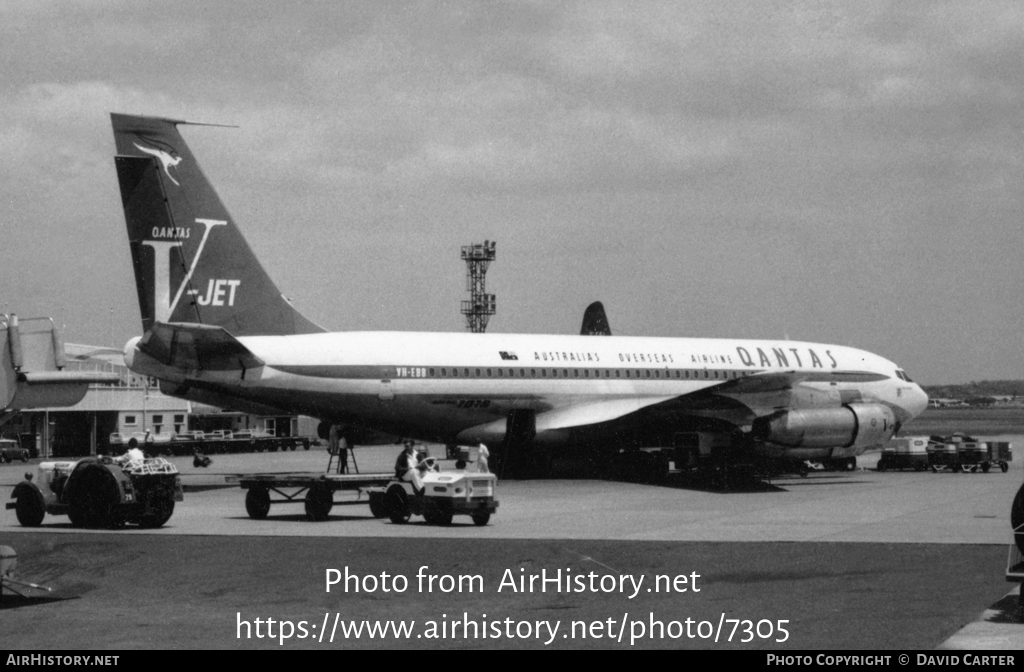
[877,436,928,472]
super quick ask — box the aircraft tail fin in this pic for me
[110,113,324,337]
[580,301,612,336]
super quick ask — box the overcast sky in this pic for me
[1,1,1021,385]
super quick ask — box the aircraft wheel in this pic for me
[1001,462,1009,473]
[472,512,490,526]
[15,490,45,527]
[304,482,333,521]
[245,487,271,519]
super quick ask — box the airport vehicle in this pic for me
[0,438,28,463]
[109,113,929,481]
[230,471,393,521]
[368,458,498,526]
[6,456,183,528]
[927,434,1011,473]
[877,436,929,472]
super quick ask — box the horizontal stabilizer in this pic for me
[18,371,121,385]
[138,322,264,372]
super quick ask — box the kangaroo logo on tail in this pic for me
[133,143,183,186]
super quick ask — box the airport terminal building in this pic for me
[2,357,314,458]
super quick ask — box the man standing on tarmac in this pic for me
[477,443,490,473]
[328,424,349,474]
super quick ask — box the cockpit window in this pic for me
[896,370,914,383]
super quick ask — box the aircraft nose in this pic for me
[910,384,929,417]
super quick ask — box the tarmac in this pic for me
[1,440,1022,650]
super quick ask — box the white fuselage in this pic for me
[125,330,928,452]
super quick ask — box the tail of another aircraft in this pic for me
[110,113,324,336]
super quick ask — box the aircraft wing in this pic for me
[711,369,890,394]
[458,368,892,443]
[138,322,264,371]
[535,396,678,431]
[535,369,891,430]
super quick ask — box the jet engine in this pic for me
[752,404,896,449]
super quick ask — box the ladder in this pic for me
[327,441,358,474]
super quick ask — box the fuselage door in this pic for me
[378,379,395,401]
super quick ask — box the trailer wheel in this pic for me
[981,462,991,473]
[472,512,490,526]
[15,489,45,527]
[139,498,175,528]
[385,485,410,524]
[368,492,386,518]
[305,482,333,521]
[1001,462,1009,473]
[245,487,271,519]
[67,464,119,528]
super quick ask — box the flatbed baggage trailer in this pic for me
[167,435,310,457]
[227,472,393,521]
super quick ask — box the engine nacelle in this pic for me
[752,404,896,449]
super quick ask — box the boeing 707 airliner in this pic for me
[110,113,928,478]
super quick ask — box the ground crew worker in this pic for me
[396,440,424,493]
[124,438,145,462]
[329,424,349,473]
[477,442,490,473]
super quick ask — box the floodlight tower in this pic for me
[460,240,496,333]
